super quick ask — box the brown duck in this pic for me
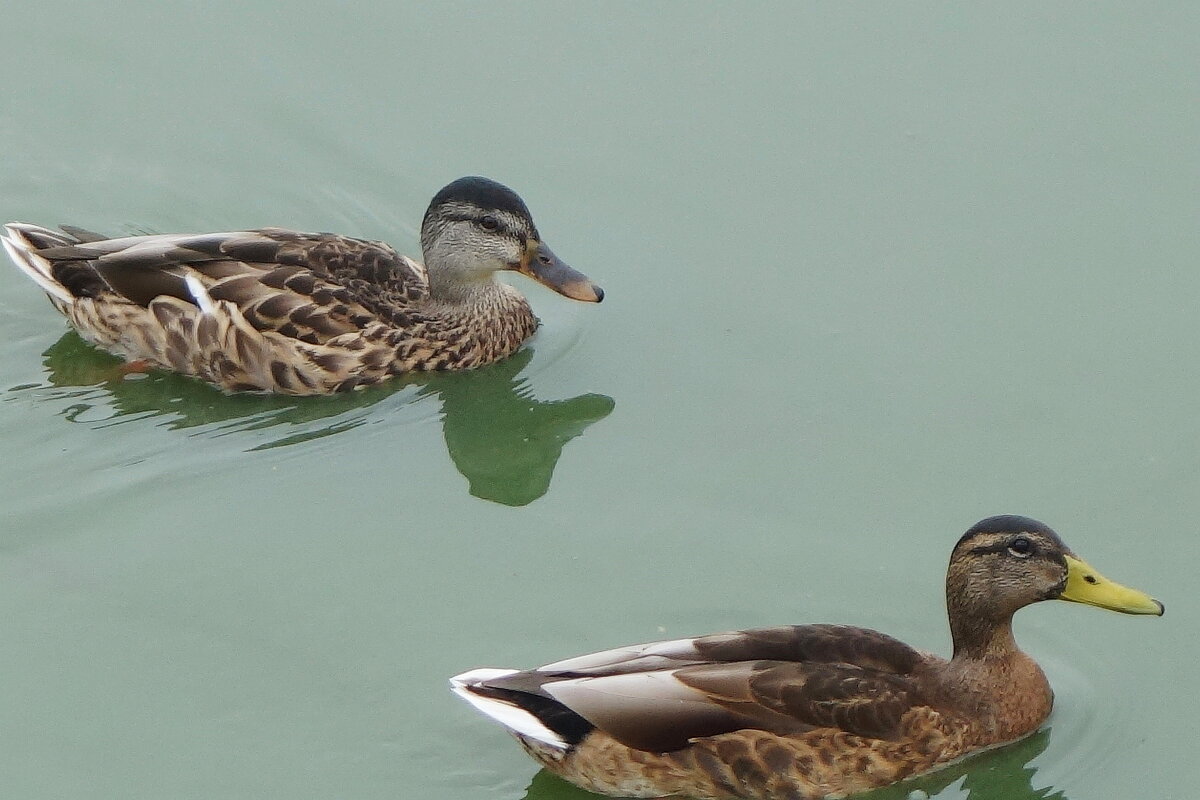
[451,515,1162,799]
[2,177,602,395]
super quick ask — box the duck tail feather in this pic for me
[449,669,574,750]
[2,223,74,303]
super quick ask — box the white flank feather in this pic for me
[2,224,73,303]
[449,668,569,750]
[184,272,217,315]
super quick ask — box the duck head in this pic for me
[945,515,1162,656]
[420,176,603,303]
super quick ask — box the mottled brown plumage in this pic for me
[452,515,1162,799]
[3,177,602,395]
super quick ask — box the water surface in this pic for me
[0,3,1196,799]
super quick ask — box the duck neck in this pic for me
[425,276,533,326]
[945,565,1026,662]
[428,266,502,304]
[949,610,1019,661]
[394,276,536,370]
[943,608,1053,744]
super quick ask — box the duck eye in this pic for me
[479,215,500,232]
[1007,537,1033,558]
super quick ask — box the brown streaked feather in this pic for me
[46,230,430,321]
[690,624,926,675]
[9,225,539,393]
[516,718,966,800]
[690,660,920,740]
[64,292,395,395]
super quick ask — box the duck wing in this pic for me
[459,624,934,753]
[29,227,430,344]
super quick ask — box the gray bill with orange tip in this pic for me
[1059,554,1164,615]
[516,240,603,303]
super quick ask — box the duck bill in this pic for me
[516,240,603,303]
[1059,555,1164,615]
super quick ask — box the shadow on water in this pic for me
[520,729,1063,800]
[14,332,614,506]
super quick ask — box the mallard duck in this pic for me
[451,516,1162,800]
[2,177,602,395]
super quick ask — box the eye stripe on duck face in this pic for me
[963,532,1056,561]
[436,204,534,242]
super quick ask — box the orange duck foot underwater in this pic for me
[2,177,602,395]
[451,515,1162,800]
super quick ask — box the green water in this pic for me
[0,3,1195,799]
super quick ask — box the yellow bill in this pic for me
[1060,555,1164,615]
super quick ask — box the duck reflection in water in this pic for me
[32,332,613,506]
[414,350,614,506]
[520,728,1064,800]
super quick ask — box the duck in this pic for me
[451,515,1162,800]
[1,177,602,395]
